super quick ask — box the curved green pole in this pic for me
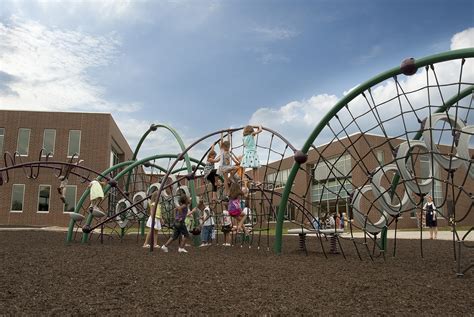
[124,125,157,193]
[124,124,197,206]
[66,160,133,242]
[123,123,199,239]
[79,154,182,243]
[66,153,192,243]
[274,48,474,254]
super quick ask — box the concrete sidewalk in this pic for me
[1,226,472,242]
[341,229,474,241]
[285,229,473,241]
[340,230,473,241]
[0,226,68,232]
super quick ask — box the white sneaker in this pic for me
[143,244,150,248]
[178,248,188,253]
[161,245,168,252]
[199,243,207,247]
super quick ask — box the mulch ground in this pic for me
[0,231,472,316]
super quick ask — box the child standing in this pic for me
[241,125,263,186]
[161,195,194,253]
[189,199,205,233]
[242,200,253,227]
[221,202,232,246]
[200,204,215,246]
[143,191,162,248]
[423,194,438,239]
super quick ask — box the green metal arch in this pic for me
[81,154,184,242]
[66,153,200,243]
[122,123,200,242]
[274,48,474,254]
[124,124,197,210]
[66,160,132,242]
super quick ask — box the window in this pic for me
[313,154,352,182]
[17,128,31,156]
[11,184,25,212]
[38,185,51,212]
[42,129,56,156]
[68,130,81,157]
[312,178,352,202]
[376,150,384,165]
[265,168,291,189]
[420,155,431,180]
[110,148,120,167]
[63,185,77,212]
[0,128,4,155]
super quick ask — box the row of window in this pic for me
[312,178,353,201]
[0,128,81,157]
[10,184,77,213]
[265,168,291,189]
[313,154,352,181]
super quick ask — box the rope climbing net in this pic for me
[274,49,473,275]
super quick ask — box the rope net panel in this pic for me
[289,56,473,264]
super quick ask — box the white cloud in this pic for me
[248,28,474,149]
[254,26,299,41]
[356,45,382,64]
[250,94,339,148]
[450,27,474,50]
[8,0,152,24]
[0,17,140,113]
[260,52,290,64]
[251,26,298,64]
[115,117,214,169]
[3,0,222,28]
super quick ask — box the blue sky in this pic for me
[0,0,473,160]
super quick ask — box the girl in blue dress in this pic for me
[241,125,263,186]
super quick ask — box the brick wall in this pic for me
[0,110,133,227]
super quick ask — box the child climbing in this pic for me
[203,143,220,203]
[161,195,195,253]
[241,125,262,186]
[227,182,248,235]
[217,135,240,195]
[143,191,162,248]
[57,159,84,204]
[234,154,249,196]
[88,178,107,214]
